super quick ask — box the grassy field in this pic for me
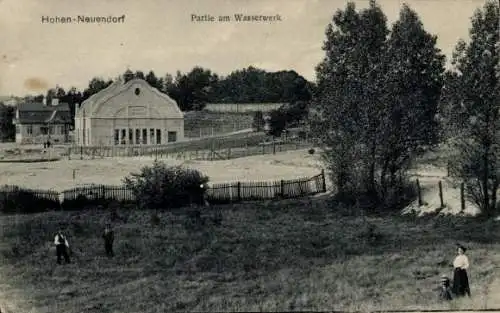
[0,198,499,312]
[183,111,254,138]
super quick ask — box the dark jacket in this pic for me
[103,230,114,244]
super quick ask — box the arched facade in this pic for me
[74,78,184,146]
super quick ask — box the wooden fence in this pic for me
[0,170,327,212]
[415,178,467,213]
[0,185,60,202]
[65,129,310,160]
[207,171,326,203]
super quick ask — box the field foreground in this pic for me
[1,199,500,312]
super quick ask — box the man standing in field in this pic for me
[54,230,71,264]
[102,223,114,257]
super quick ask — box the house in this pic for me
[74,78,184,146]
[13,98,72,144]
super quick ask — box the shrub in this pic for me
[123,160,209,210]
[0,186,60,214]
[308,148,315,155]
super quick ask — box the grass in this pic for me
[1,198,499,312]
[183,111,254,138]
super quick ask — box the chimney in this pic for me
[51,98,59,106]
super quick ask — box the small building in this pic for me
[13,98,72,144]
[74,78,184,146]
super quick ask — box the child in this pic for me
[102,224,115,257]
[439,275,453,301]
[54,230,71,264]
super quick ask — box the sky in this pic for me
[0,0,491,96]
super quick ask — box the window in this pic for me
[142,129,147,144]
[114,129,119,145]
[49,125,54,135]
[26,125,33,135]
[135,87,140,95]
[156,129,161,144]
[135,129,141,145]
[40,126,48,135]
[168,131,177,143]
[128,128,133,144]
[120,129,126,145]
[150,128,155,145]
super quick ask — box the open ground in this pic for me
[0,145,499,312]
[0,149,326,191]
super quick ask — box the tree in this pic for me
[32,94,44,102]
[0,103,15,142]
[82,78,113,101]
[377,4,445,198]
[166,67,217,111]
[313,1,389,201]
[60,87,83,124]
[145,70,163,90]
[46,86,66,105]
[123,69,134,83]
[313,1,444,206]
[134,71,145,80]
[268,101,309,137]
[444,1,500,216]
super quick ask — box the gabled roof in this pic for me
[76,78,183,119]
[15,102,71,124]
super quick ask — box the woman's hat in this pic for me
[457,243,467,252]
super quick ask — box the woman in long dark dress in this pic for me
[452,245,471,297]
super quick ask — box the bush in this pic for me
[0,186,60,214]
[308,148,315,155]
[123,160,209,210]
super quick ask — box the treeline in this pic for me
[311,0,500,216]
[24,66,313,125]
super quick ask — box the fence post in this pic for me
[416,179,423,206]
[237,182,241,202]
[438,180,444,208]
[460,182,465,213]
[281,180,285,198]
[321,169,326,192]
[227,147,231,160]
[272,138,276,155]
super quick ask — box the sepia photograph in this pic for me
[1,0,500,312]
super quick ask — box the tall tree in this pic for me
[379,4,445,195]
[313,1,444,205]
[445,1,500,215]
[313,1,389,200]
